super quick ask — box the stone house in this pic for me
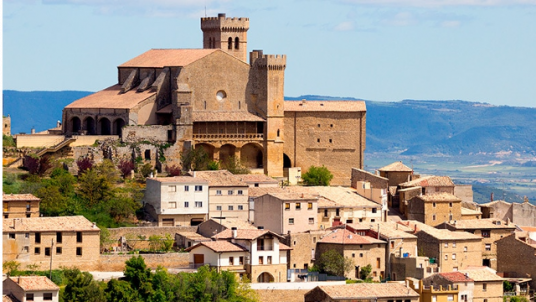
[399,176,456,215]
[187,227,291,283]
[480,199,536,227]
[438,219,516,269]
[422,272,475,302]
[407,278,460,302]
[3,115,11,136]
[175,231,211,249]
[461,207,482,220]
[32,13,368,185]
[196,218,256,238]
[2,216,100,270]
[459,267,504,302]
[253,192,319,234]
[190,170,249,221]
[282,229,329,271]
[496,234,536,289]
[407,192,462,227]
[304,283,420,302]
[3,193,40,219]
[144,176,209,226]
[401,221,482,273]
[3,276,60,302]
[351,167,389,222]
[378,161,414,187]
[247,186,286,223]
[316,228,386,281]
[236,173,279,188]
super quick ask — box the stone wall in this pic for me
[454,185,473,204]
[4,116,11,136]
[96,253,190,271]
[497,234,536,289]
[255,289,309,302]
[282,231,328,270]
[16,135,65,148]
[122,125,173,143]
[108,226,197,240]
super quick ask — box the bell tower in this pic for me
[201,13,249,62]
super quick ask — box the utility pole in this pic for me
[49,238,54,280]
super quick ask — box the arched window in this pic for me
[228,37,233,49]
[235,37,239,49]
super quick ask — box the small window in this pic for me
[228,205,234,211]
[216,206,222,211]
[228,190,233,195]
[229,256,234,265]
[309,217,314,224]
[26,293,34,301]
[289,218,294,225]
[43,293,53,301]
[335,208,340,216]
[258,256,264,264]
[76,247,82,256]
[483,283,487,291]
[238,205,244,210]
[239,256,244,265]
[329,139,332,143]
[195,185,203,192]
[296,203,301,210]
[452,242,456,248]
[317,138,320,143]
[433,202,436,208]
[184,186,189,191]
[444,254,448,260]
[464,246,468,252]
[254,183,259,187]
[352,253,355,258]
[169,185,176,192]
[324,209,328,217]
[184,201,189,208]
[56,247,62,255]
[228,37,233,49]
[169,202,177,209]
[23,246,29,253]
[482,230,490,238]
[56,232,62,243]
[238,190,243,195]
[330,124,333,128]
[195,201,203,208]
[35,247,40,254]
[485,243,491,251]
[449,202,453,207]
[308,202,313,210]
[371,219,376,222]
[317,124,321,127]
[452,253,456,260]
[372,208,377,213]
[8,233,15,239]
[433,214,436,221]
[45,247,51,257]
[445,243,448,248]
[313,237,316,243]
[267,256,272,264]
[285,203,290,210]
[25,233,29,238]
[144,149,151,160]
[216,190,222,195]
[391,241,395,248]
[360,253,363,257]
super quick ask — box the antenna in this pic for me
[204,3,207,17]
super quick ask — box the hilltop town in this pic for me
[3,13,536,302]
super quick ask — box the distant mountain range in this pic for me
[4,91,536,156]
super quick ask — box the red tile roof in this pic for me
[2,193,40,201]
[65,84,155,109]
[119,49,217,68]
[186,241,247,253]
[312,283,419,299]
[439,272,474,282]
[416,192,461,202]
[150,176,208,184]
[212,229,284,240]
[3,216,100,232]
[400,176,454,188]
[8,276,60,291]
[284,100,366,112]
[319,228,385,245]
[378,161,413,172]
[191,170,248,187]
[236,174,279,184]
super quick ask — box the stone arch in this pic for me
[84,117,96,135]
[71,117,81,134]
[98,117,111,135]
[195,143,215,161]
[241,143,263,169]
[219,144,236,163]
[257,272,274,283]
[283,153,292,168]
[113,118,125,136]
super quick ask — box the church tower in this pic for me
[201,13,249,62]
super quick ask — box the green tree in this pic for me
[222,156,250,174]
[359,264,373,281]
[36,185,69,216]
[104,279,137,302]
[62,268,105,302]
[94,159,120,184]
[504,280,514,293]
[2,260,20,276]
[77,169,115,207]
[3,134,15,147]
[317,249,353,277]
[302,165,333,186]
[181,146,210,171]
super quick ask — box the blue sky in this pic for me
[3,0,536,107]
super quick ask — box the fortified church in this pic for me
[61,14,366,185]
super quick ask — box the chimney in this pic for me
[231,227,237,239]
[57,120,61,128]
[31,128,35,134]
[257,226,264,230]
[377,225,380,240]
[491,192,494,202]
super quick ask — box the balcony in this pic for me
[193,133,264,141]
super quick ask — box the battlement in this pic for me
[201,13,249,31]
[250,50,286,70]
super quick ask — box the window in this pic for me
[372,208,377,213]
[168,185,176,192]
[313,237,317,243]
[76,247,82,256]
[330,124,333,127]
[485,243,491,251]
[239,256,244,265]
[216,190,222,195]
[452,242,456,248]
[352,253,355,258]
[45,247,51,257]
[56,247,62,255]
[445,243,449,248]
[318,124,321,127]
[35,247,40,254]
[8,233,15,239]
[296,203,301,210]
[391,241,395,248]
[449,202,453,207]
[26,293,34,301]
[483,283,487,292]
[464,246,468,252]
[347,220,353,224]
[433,202,436,207]
[453,267,458,271]
[360,253,363,257]
[324,209,328,217]
[376,257,381,268]
[482,230,491,238]
[57,232,62,243]
[238,190,243,195]
[184,202,189,208]
[43,293,53,301]
[452,253,456,260]
[228,205,234,211]
[309,217,314,224]
[144,149,151,160]
[26,203,31,211]
[216,205,222,211]
[169,202,177,209]
[433,214,436,221]
[371,219,376,222]
[449,214,453,220]
[432,296,437,302]
[25,233,29,238]
[445,254,448,260]
[285,203,290,210]
[184,185,189,191]
[76,232,83,243]
[23,246,29,253]
[254,183,259,187]
[258,256,264,264]
[335,208,340,216]
[229,257,234,265]
[267,256,272,264]
[238,205,244,210]
[228,37,233,49]
[308,202,313,209]
[195,185,203,192]
[228,190,233,195]
[289,218,295,225]
[317,138,320,143]
[195,201,203,208]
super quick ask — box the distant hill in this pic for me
[4,91,536,156]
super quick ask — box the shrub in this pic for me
[140,163,153,178]
[302,165,333,186]
[117,159,135,178]
[165,164,181,176]
[76,157,94,175]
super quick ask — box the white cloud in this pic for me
[334,21,355,31]
[340,0,536,7]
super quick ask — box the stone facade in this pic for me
[407,193,462,227]
[3,194,40,219]
[407,278,459,302]
[496,234,536,289]
[3,115,11,136]
[481,200,536,227]
[282,230,328,270]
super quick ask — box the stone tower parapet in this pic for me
[201,13,249,62]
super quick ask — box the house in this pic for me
[350,168,389,222]
[3,276,60,302]
[144,176,209,226]
[480,199,536,227]
[304,283,420,302]
[459,267,504,302]
[407,192,462,227]
[236,174,279,188]
[253,192,319,234]
[400,221,482,273]
[407,277,460,302]
[438,219,516,269]
[3,193,40,219]
[316,228,386,281]
[461,207,482,220]
[282,229,329,272]
[378,161,414,187]
[247,186,285,223]
[196,218,256,238]
[2,216,100,270]
[175,231,211,249]
[186,227,291,282]
[191,170,250,221]
[422,272,475,302]
[496,234,536,289]
[399,176,456,215]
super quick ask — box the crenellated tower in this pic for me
[201,13,249,62]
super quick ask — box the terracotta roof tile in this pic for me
[400,176,454,188]
[3,216,100,233]
[248,187,286,198]
[192,111,265,122]
[461,207,482,216]
[312,283,419,299]
[209,218,258,230]
[438,272,474,282]
[175,231,211,242]
[284,100,366,112]
[150,176,208,184]
[402,220,481,241]
[8,276,60,291]
[65,84,155,109]
[319,228,385,245]
[284,186,379,209]
[416,192,461,202]
[212,229,283,240]
[119,49,217,68]
[2,193,40,201]
[236,174,279,184]
[378,161,413,172]
[186,241,247,253]
[191,170,248,187]
[349,221,417,239]
[459,267,504,282]
[264,192,318,201]
[446,219,516,230]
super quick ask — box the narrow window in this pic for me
[308,202,313,210]
[296,203,301,210]
[238,190,243,195]
[56,247,62,255]
[324,209,328,217]
[235,37,239,49]
[204,101,207,109]
[77,232,83,243]
[228,37,233,49]
[76,247,82,256]
[329,139,332,143]
[289,218,294,224]
[258,256,264,264]
[184,201,189,208]
[228,205,234,211]
[267,255,272,264]
[317,138,320,143]
[277,129,280,137]
[336,208,340,216]
[239,256,244,264]
[45,247,51,257]
[144,149,151,160]
[309,217,314,224]
[449,202,453,207]
[285,203,290,210]
[229,256,234,265]
[239,101,241,109]
[56,232,62,244]
[184,185,189,191]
